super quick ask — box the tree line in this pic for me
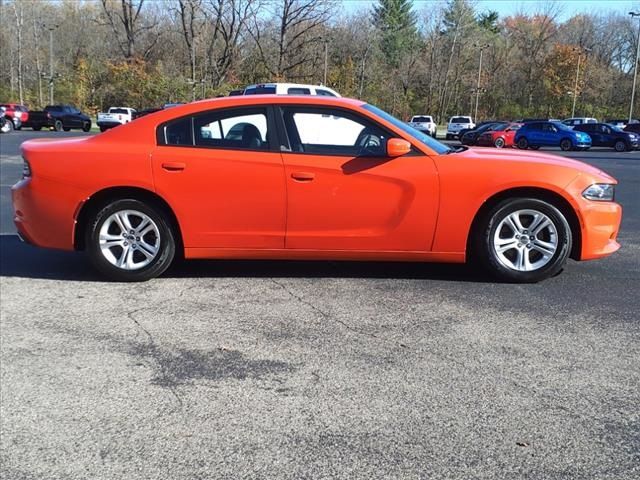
[1,0,638,123]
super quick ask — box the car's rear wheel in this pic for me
[494,137,505,148]
[560,139,573,151]
[473,198,572,283]
[53,120,63,132]
[517,137,528,149]
[614,140,628,152]
[86,199,176,281]
[82,121,91,132]
[0,119,13,133]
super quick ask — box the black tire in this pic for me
[99,127,106,133]
[82,121,91,132]
[472,198,572,283]
[517,137,529,149]
[54,120,63,132]
[63,127,71,132]
[494,137,505,148]
[614,140,628,152]
[86,199,176,282]
[32,126,42,131]
[560,138,573,151]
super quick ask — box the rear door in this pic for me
[151,106,286,249]
[277,105,439,251]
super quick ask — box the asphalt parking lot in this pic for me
[1,130,639,479]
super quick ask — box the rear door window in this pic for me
[287,87,311,95]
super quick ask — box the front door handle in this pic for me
[291,172,315,182]
[162,162,186,172]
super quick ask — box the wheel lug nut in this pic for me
[136,237,140,241]
[124,241,128,246]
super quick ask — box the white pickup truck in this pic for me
[446,115,475,140]
[408,115,437,137]
[97,107,136,132]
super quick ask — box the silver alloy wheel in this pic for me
[495,137,505,148]
[493,209,558,272]
[615,140,626,152]
[98,209,160,270]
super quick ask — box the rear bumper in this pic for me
[12,177,80,251]
[96,121,123,129]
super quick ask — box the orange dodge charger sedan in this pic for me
[12,96,621,282]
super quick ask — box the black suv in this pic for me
[574,123,640,152]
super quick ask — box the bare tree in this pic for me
[99,0,158,59]
[249,0,332,80]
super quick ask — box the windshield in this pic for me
[551,121,572,132]
[364,104,451,155]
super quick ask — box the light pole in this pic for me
[44,24,58,105]
[323,38,329,86]
[571,47,591,118]
[629,11,640,123]
[474,43,490,122]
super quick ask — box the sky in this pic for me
[343,0,640,21]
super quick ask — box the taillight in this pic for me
[47,112,51,119]
[22,158,31,178]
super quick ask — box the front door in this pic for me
[151,106,286,249]
[277,106,439,251]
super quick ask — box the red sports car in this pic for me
[477,123,523,148]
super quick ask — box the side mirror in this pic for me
[386,138,412,157]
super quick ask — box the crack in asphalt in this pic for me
[126,306,184,407]
[270,278,409,349]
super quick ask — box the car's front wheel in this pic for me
[53,120,63,132]
[560,138,573,151]
[473,198,572,282]
[614,140,628,152]
[82,121,91,132]
[86,199,176,281]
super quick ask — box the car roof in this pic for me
[114,95,367,130]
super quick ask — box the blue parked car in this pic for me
[573,123,640,152]
[514,121,591,151]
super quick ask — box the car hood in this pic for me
[455,146,615,182]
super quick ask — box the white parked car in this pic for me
[408,115,437,137]
[97,107,137,132]
[562,117,598,128]
[446,116,475,140]
[242,83,341,97]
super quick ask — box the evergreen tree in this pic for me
[373,0,418,68]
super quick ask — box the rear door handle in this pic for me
[162,162,186,172]
[291,172,315,182]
